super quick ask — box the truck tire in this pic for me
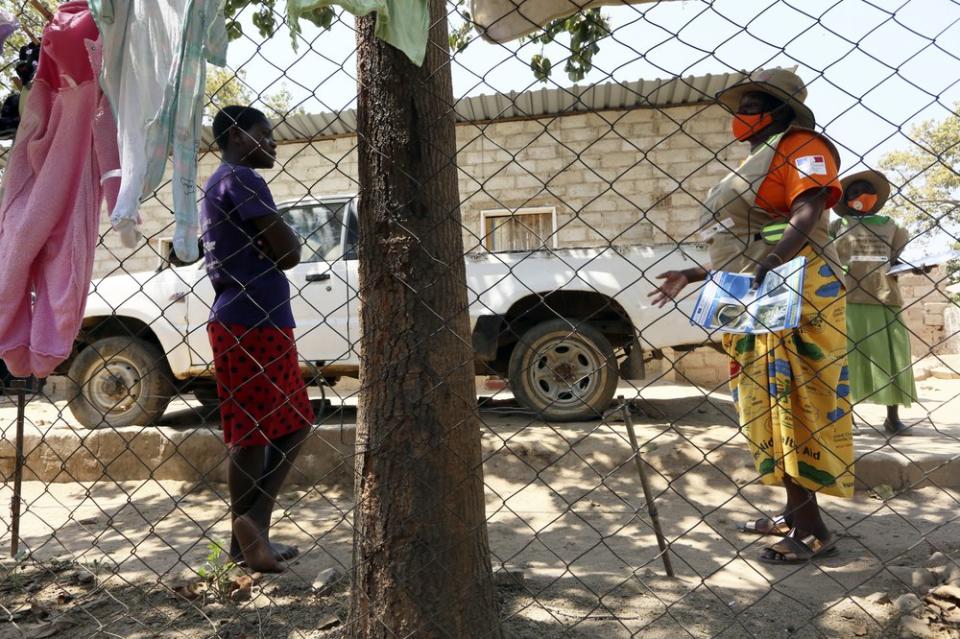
[508,319,619,422]
[67,336,175,429]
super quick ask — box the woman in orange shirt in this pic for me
[650,69,854,564]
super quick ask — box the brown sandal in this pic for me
[759,531,838,564]
[737,514,791,536]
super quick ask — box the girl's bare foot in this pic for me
[233,516,284,573]
[231,539,299,564]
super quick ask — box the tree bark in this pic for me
[347,3,502,638]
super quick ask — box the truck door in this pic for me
[186,198,355,368]
[283,198,354,363]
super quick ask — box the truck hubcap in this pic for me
[527,336,603,407]
[90,359,141,414]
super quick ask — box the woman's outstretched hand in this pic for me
[648,270,690,308]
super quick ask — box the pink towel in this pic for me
[0,1,120,378]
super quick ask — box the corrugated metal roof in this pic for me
[201,70,751,146]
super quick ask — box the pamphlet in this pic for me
[690,256,807,334]
[887,249,960,276]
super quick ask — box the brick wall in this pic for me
[92,103,742,276]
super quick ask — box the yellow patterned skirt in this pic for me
[723,247,855,498]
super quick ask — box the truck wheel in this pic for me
[508,319,619,421]
[67,336,175,429]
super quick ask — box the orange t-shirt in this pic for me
[755,131,842,217]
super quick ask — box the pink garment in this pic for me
[0,1,120,378]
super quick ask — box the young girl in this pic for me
[203,106,313,572]
[831,170,917,436]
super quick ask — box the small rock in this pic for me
[899,616,936,639]
[947,565,960,585]
[70,571,95,586]
[925,552,949,568]
[928,566,948,584]
[869,592,892,605]
[312,567,343,597]
[493,570,525,588]
[895,593,923,614]
[912,569,938,591]
[229,587,251,602]
[318,616,341,630]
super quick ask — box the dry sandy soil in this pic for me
[1,376,959,638]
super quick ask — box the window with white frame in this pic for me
[480,207,558,252]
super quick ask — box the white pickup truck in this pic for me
[63,196,711,428]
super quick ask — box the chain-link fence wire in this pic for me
[1,0,959,636]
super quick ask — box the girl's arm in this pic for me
[251,213,302,270]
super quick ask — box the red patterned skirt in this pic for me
[207,322,314,448]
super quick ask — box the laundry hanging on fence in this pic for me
[470,0,679,43]
[0,1,121,379]
[288,0,429,66]
[89,0,228,262]
[0,10,19,48]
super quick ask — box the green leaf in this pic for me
[531,55,553,82]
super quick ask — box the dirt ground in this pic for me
[1,376,960,638]
[1,478,958,638]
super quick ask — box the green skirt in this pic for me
[846,304,917,407]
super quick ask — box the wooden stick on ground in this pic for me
[619,395,675,577]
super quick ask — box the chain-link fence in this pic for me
[1,0,959,637]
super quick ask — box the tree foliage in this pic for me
[880,104,960,242]
[205,65,304,120]
[449,5,611,82]
[228,0,611,83]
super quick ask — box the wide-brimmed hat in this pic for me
[716,68,816,130]
[835,170,892,217]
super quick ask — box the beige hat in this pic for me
[716,68,816,130]
[835,170,892,217]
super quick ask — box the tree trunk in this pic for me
[347,3,502,638]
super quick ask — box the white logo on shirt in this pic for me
[795,155,827,177]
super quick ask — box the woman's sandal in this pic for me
[737,514,791,536]
[759,530,838,565]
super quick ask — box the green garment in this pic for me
[846,303,917,407]
[288,0,428,66]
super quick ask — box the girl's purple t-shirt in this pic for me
[201,164,295,329]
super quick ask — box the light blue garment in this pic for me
[90,0,228,262]
[287,0,428,67]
